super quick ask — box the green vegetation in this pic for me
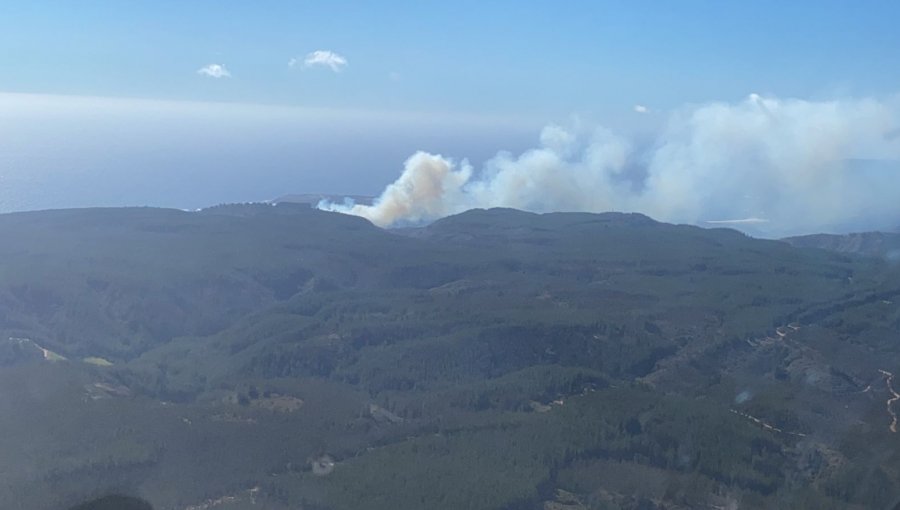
[2,204,900,509]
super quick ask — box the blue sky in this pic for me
[2,1,899,118]
[1,1,900,233]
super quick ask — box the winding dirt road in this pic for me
[879,369,899,433]
[730,409,807,438]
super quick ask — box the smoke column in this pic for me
[320,94,900,235]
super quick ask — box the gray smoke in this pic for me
[320,94,900,235]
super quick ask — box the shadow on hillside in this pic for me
[68,495,153,510]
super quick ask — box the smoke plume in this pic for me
[320,94,900,235]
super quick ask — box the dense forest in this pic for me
[2,203,900,509]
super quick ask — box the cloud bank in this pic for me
[197,64,231,78]
[320,94,900,235]
[293,50,348,72]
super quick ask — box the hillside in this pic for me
[271,194,375,208]
[783,231,900,260]
[2,205,900,509]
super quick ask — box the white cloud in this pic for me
[634,104,649,114]
[197,64,231,79]
[293,50,348,72]
[320,93,900,235]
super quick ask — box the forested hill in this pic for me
[3,204,900,510]
[783,230,900,259]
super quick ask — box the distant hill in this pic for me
[271,193,375,207]
[783,231,900,259]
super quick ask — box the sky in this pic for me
[1,1,900,234]
[3,1,900,116]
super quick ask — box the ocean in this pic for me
[0,93,535,213]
